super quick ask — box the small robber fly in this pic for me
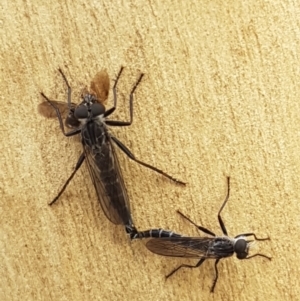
[132,177,271,292]
[39,67,185,236]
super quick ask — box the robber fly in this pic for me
[39,67,185,236]
[132,177,271,292]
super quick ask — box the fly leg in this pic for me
[48,152,85,205]
[166,258,206,279]
[111,136,186,185]
[176,210,216,236]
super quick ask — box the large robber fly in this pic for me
[39,67,185,236]
[132,177,271,292]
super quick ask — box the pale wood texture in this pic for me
[0,1,299,300]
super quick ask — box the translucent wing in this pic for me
[38,100,76,119]
[90,70,110,103]
[83,123,132,225]
[38,100,80,129]
[146,237,224,259]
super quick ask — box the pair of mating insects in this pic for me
[39,67,271,293]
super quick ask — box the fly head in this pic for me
[234,238,249,259]
[75,94,106,121]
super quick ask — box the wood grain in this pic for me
[0,0,299,300]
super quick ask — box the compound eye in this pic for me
[74,105,88,119]
[234,239,248,259]
[90,103,105,117]
[236,252,248,259]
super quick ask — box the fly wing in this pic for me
[90,70,110,103]
[38,100,80,129]
[109,135,132,219]
[146,237,220,259]
[83,124,132,225]
[38,100,76,119]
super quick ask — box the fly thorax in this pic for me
[233,238,249,259]
[80,117,107,150]
[96,118,108,146]
[212,237,231,247]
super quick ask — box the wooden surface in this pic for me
[0,1,299,300]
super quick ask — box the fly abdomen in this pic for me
[125,223,138,236]
[92,142,126,202]
[131,228,182,240]
[102,172,126,202]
